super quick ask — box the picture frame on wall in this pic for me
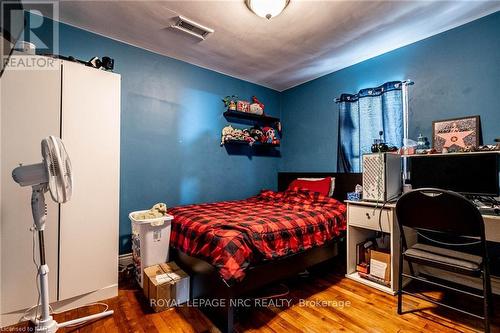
[432,115,481,152]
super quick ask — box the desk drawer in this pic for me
[348,204,392,233]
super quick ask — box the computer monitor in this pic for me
[409,153,499,197]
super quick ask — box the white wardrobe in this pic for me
[0,56,120,327]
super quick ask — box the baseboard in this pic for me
[0,284,118,328]
[119,252,133,268]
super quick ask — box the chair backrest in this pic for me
[396,188,485,239]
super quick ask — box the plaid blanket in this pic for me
[169,189,347,285]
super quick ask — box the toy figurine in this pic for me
[222,95,238,110]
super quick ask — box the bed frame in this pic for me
[171,172,362,333]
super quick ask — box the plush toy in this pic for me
[221,125,236,145]
[249,96,264,115]
[242,129,256,146]
[252,96,265,110]
[262,126,280,145]
[249,126,264,143]
[221,125,252,145]
[232,128,245,141]
[222,125,279,146]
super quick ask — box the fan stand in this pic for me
[30,185,114,333]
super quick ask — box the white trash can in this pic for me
[129,210,174,287]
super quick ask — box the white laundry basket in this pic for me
[130,210,174,287]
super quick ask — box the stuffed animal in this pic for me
[249,127,264,143]
[221,125,236,145]
[262,126,280,145]
[252,96,265,110]
[249,96,264,115]
[242,129,256,146]
[222,125,279,146]
[221,125,252,145]
[232,128,245,141]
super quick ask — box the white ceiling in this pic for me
[52,1,500,91]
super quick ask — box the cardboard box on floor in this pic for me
[143,262,190,312]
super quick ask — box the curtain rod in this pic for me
[334,79,414,102]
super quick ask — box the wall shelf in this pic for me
[221,107,281,156]
[223,110,280,125]
[222,139,280,147]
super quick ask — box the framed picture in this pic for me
[432,115,481,152]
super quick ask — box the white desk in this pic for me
[345,200,413,295]
[345,200,500,295]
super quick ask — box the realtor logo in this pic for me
[1,1,59,70]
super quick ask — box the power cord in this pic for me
[21,225,42,323]
[377,200,389,233]
[51,302,110,328]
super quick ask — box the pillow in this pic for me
[288,177,332,196]
[298,177,336,197]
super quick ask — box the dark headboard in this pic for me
[278,172,362,202]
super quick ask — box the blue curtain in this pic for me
[337,81,403,172]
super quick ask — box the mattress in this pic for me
[169,189,347,284]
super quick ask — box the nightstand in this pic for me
[345,200,416,295]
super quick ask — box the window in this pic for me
[337,81,406,172]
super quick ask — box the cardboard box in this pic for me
[369,250,391,283]
[143,262,190,312]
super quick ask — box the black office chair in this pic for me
[396,188,492,332]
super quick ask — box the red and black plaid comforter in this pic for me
[169,189,347,284]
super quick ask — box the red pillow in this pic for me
[287,177,332,196]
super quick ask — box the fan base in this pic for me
[32,310,114,332]
[34,317,57,333]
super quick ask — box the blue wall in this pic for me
[48,21,281,253]
[34,11,500,253]
[280,11,500,172]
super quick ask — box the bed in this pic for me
[169,172,362,332]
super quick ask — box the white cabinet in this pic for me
[59,61,120,300]
[0,57,120,326]
[345,200,417,295]
[1,59,62,312]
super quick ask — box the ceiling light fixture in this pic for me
[245,0,290,19]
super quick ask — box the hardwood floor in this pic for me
[7,268,499,333]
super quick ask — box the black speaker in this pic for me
[101,56,114,71]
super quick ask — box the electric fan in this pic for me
[12,136,113,333]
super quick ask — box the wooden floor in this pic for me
[8,268,499,333]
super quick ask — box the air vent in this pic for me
[171,16,214,40]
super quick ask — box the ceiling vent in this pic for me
[171,16,214,40]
